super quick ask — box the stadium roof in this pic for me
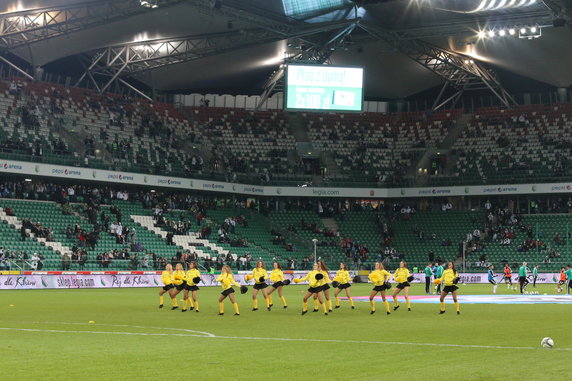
[1,0,572,101]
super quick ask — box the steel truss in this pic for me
[76,19,357,93]
[360,23,518,111]
[0,0,183,49]
[255,22,359,109]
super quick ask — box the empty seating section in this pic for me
[0,79,78,166]
[269,210,342,262]
[0,77,201,175]
[336,210,382,261]
[391,211,476,265]
[305,110,459,184]
[390,211,570,271]
[207,208,292,263]
[0,207,54,267]
[452,104,572,184]
[0,199,133,270]
[192,107,296,176]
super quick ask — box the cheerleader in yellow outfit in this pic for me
[216,265,241,316]
[159,264,178,309]
[436,262,461,315]
[246,261,271,311]
[294,263,329,315]
[312,261,333,312]
[333,262,354,309]
[182,261,201,313]
[267,262,289,308]
[391,261,413,311]
[169,263,185,310]
[368,262,392,315]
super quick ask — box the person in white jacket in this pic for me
[30,252,40,270]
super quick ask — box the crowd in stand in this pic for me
[2,175,572,271]
[0,248,45,271]
[20,218,54,241]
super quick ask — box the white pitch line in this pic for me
[1,326,570,352]
[0,327,210,338]
[210,335,572,351]
[32,321,216,338]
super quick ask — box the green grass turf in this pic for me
[0,283,570,380]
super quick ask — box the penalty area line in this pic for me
[1,326,570,352]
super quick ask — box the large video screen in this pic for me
[285,64,364,112]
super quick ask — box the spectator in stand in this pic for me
[61,253,71,271]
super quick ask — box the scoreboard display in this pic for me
[284,64,364,112]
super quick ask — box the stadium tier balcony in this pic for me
[3,76,572,188]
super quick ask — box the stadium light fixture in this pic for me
[479,25,542,40]
[518,25,541,39]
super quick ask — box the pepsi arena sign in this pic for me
[203,183,224,190]
[418,188,451,195]
[52,168,82,176]
[483,186,518,193]
[243,186,263,193]
[107,174,134,181]
[550,185,571,191]
[1,163,23,170]
[157,179,182,185]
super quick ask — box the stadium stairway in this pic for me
[0,204,72,255]
[321,218,339,233]
[286,112,310,142]
[130,215,231,259]
[438,113,473,150]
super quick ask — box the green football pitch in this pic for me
[1,284,570,380]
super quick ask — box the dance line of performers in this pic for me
[158,260,462,315]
